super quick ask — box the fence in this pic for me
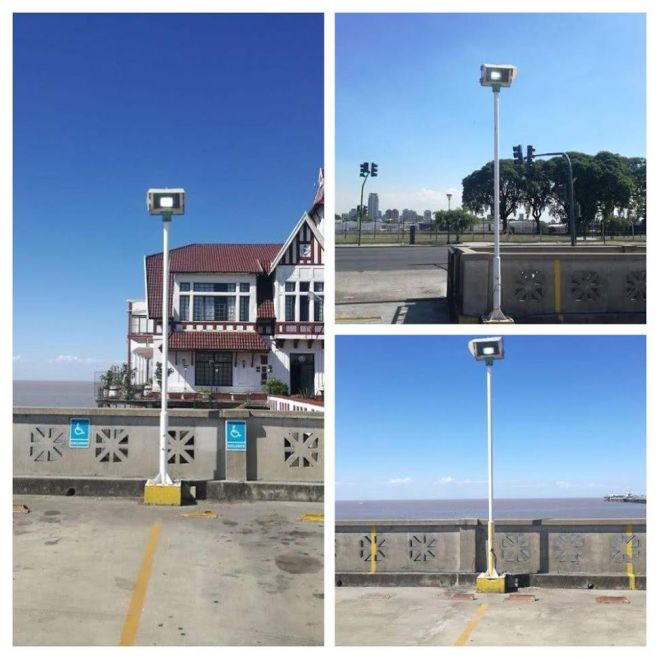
[13,407,323,484]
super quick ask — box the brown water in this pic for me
[336,498,646,520]
[13,380,96,408]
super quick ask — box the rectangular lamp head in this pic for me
[467,337,504,361]
[480,64,518,88]
[147,188,186,215]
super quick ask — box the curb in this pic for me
[13,477,324,503]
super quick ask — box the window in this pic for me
[239,296,249,322]
[193,282,236,292]
[313,282,324,322]
[285,282,295,292]
[239,282,250,293]
[180,282,191,292]
[299,295,309,321]
[300,281,310,292]
[314,295,324,322]
[179,295,189,321]
[195,352,233,387]
[260,354,268,385]
[193,296,235,321]
[285,295,296,321]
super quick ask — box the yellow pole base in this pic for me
[476,573,508,593]
[144,482,182,506]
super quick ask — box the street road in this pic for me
[336,245,449,271]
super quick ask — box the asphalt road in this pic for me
[336,245,449,271]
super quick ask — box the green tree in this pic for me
[624,156,646,229]
[521,159,553,234]
[462,160,525,231]
[434,209,479,243]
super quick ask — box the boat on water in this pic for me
[604,492,646,503]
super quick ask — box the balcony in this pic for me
[275,322,324,336]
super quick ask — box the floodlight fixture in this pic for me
[147,188,186,216]
[480,64,518,88]
[467,337,504,363]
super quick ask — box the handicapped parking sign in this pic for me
[225,420,247,452]
[69,418,90,448]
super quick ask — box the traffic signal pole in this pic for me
[358,172,369,247]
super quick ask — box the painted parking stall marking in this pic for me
[69,418,90,448]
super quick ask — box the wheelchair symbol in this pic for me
[230,425,241,439]
[73,423,86,436]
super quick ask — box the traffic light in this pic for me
[360,162,370,177]
[526,145,536,165]
[512,145,523,165]
[370,162,378,177]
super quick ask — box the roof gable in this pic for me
[268,212,324,273]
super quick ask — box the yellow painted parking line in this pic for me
[178,509,218,519]
[298,513,324,522]
[453,603,489,646]
[625,524,636,590]
[119,522,161,646]
[369,526,377,574]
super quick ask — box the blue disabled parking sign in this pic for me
[69,418,90,448]
[225,420,247,452]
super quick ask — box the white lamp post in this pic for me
[480,64,517,323]
[145,188,185,504]
[467,336,508,592]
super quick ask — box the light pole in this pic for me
[357,161,378,246]
[467,336,508,593]
[145,187,185,505]
[480,64,517,324]
[446,192,453,245]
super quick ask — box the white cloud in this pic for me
[50,355,101,364]
[13,355,21,361]
[387,477,413,485]
[434,476,485,486]
[555,480,571,489]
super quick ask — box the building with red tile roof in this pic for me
[127,169,324,397]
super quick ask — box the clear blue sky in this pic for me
[336,13,646,213]
[336,335,646,500]
[13,13,323,380]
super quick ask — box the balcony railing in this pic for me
[275,322,324,335]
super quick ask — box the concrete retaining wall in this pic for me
[447,244,646,322]
[13,407,323,484]
[336,519,646,584]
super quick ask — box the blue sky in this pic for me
[336,335,646,500]
[336,13,646,213]
[13,13,323,380]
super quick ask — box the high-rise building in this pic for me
[367,192,379,221]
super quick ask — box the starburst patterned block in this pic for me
[95,427,129,463]
[167,429,195,464]
[29,427,65,462]
[284,431,320,468]
[408,534,437,562]
[624,270,646,302]
[610,534,640,564]
[501,534,530,562]
[513,269,545,302]
[359,535,386,562]
[570,270,603,302]
[553,533,585,563]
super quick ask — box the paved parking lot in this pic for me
[13,495,323,646]
[335,586,645,646]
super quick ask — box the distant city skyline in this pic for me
[336,13,645,213]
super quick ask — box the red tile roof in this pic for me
[169,331,269,352]
[257,299,276,318]
[146,243,282,318]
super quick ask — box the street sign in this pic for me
[225,420,247,452]
[69,418,90,448]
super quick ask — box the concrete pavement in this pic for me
[336,245,451,324]
[335,586,645,646]
[13,495,323,646]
